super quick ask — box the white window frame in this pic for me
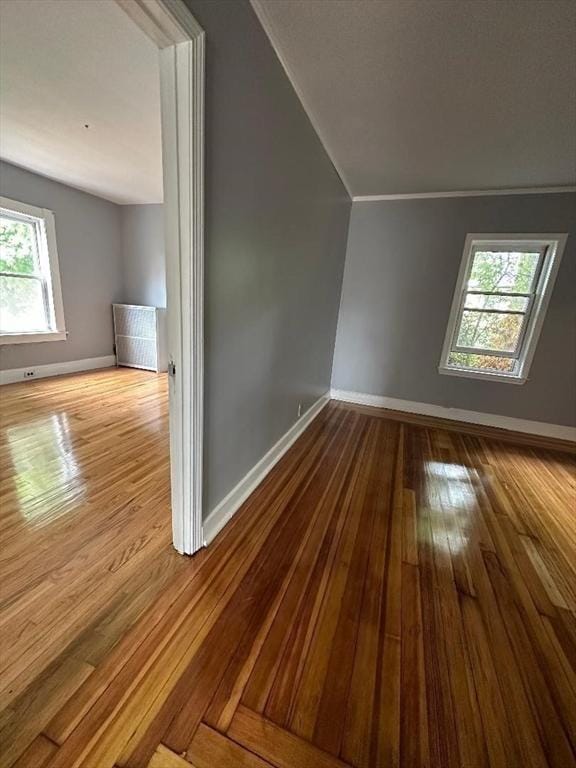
[0,196,66,345]
[439,233,568,384]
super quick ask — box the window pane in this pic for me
[468,250,540,294]
[464,293,529,312]
[0,275,48,332]
[0,216,39,275]
[448,351,516,373]
[456,309,523,353]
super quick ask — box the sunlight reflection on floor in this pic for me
[423,460,479,555]
[4,412,84,518]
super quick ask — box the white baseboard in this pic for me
[0,355,117,385]
[330,389,576,443]
[203,393,330,546]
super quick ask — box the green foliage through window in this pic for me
[0,215,48,333]
[468,251,540,294]
[447,248,544,372]
[448,351,515,373]
[0,217,38,275]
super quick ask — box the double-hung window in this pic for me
[439,234,567,383]
[0,196,66,344]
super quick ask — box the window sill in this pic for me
[0,330,67,345]
[438,365,526,385]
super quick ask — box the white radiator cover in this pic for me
[112,304,168,372]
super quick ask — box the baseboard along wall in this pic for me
[2,359,572,549]
[330,388,576,443]
[0,355,117,385]
[204,384,575,546]
[202,393,330,545]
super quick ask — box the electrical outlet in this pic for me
[24,370,36,378]
[297,402,302,418]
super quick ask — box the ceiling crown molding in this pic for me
[250,0,353,198]
[353,186,576,202]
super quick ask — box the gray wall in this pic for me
[332,192,576,427]
[0,160,123,369]
[185,0,351,514]
[120,204,165,308]
[0,0,351,522]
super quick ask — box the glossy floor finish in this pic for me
[1,373,576,768]
[0,369,188,767]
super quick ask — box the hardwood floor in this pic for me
[1,370,575,767]
[0,369,189,767]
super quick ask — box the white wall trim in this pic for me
[160,35,205,556]
[117,0,205,557]
[250,0,353,198]
[116,0,202,47]
[203,393,330,546]
[330,389,576,443]
[353,186,576,202]
[0,331,67,346]
[0,355,116,385]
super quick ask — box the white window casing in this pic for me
[0,196,66,344]
[439,233,568,384]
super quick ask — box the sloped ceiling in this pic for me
[0,0,162,204]
[253,0,576,197]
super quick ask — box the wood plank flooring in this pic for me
[0,369,189,767]
[1,369,575,767]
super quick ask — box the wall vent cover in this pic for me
[112,304,167,372]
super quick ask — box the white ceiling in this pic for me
[253,0,576,197]
[0,0,162,205]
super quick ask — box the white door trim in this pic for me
[116,0,204,555]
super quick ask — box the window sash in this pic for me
[465,290,532,297]
[468,244,546,295]
[451,303,533,358]
[439,234,567,383]
[0,270,44,280]
[0,212,43,277]
[0,273,52,332]
[1,196,69,344]
[459,308,525,316]
[0,203,62,336]
[449,248,545,360]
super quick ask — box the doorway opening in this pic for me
[117,0,205,556]
[0,0,204,714]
